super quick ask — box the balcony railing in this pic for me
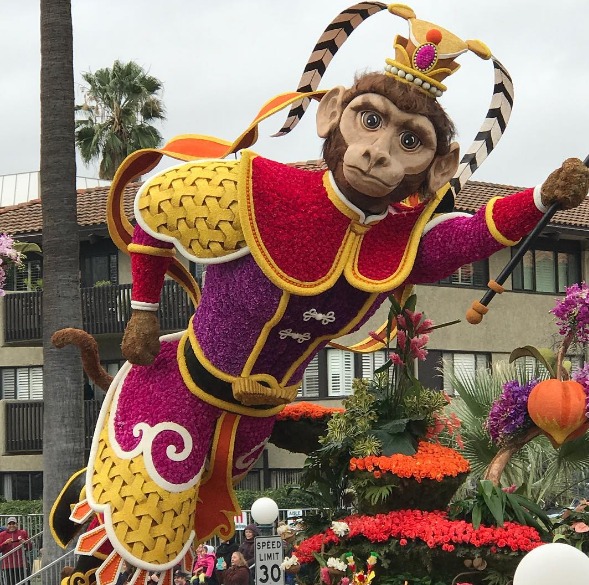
[4,281,194,342]
[5,399,102,454]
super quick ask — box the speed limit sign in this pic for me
[254,536,284,585]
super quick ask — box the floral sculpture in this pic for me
[485,282,589,484]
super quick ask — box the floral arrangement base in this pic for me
[354,470,469,514]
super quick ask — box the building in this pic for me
[0,167,587,499]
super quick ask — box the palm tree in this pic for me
[40,0,85,565]
[75,60,165,180]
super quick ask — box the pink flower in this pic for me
[320,567,331,585]
[396,330,407,348]
[502,485,517,494]
[415,318,434,335]
[368,330,386,343]
[573,522,589,533]
[390,352,404,366]
[340,579,350,585]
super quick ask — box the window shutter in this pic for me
[328,350,354,396]
[360,350,387,379]
[30,367,43,400]
[535,250,555,292]
[16,368,30,400]
[300,355,319,397]
[1,370,16,400]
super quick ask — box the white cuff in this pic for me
[534,184,549,213]
[131,300,159,312]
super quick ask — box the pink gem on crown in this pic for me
[413,44,438,72]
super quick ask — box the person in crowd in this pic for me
[191,545,216,585]
[222,552,249,585]
[0,517,31,585]
[238,524,259,585]
[174,570,190,585]
[276,522,297,585]
[214,537,238,584]
[115,561,134,585]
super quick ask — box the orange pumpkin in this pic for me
[527,379,588,446]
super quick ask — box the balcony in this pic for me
[3,281,194,343]
[5,399,102,454]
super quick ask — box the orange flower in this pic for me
[276,402,344,421]
[348,442,469,481]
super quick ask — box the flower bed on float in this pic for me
[292,512,543,583]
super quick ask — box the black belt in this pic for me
[183,338,276,411]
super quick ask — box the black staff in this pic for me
[466,154,589,324]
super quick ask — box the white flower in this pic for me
[280,556,300,570]
[331,521,350,538]
[326,558,347,572]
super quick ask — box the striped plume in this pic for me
[447,57,514,201]
[272,1,387,137]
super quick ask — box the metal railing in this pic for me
[5,401,101,454]
[0,529,43,585]
[4,281,194,342]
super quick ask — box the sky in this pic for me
[1,0,588,199]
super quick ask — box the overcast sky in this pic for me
[1,0,587,194]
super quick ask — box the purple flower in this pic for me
[572,362,589,416]
[487,379,538,446]
[551,282,589,344]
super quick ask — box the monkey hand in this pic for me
[540,158,589,210]
[121,309,161,365]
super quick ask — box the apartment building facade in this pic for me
[0,171,587,498]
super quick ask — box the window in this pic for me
[5,256,42,291]
[327,349,354,396]
[442,352,490,395]
[1,367,43,400]
[511,238,580,293]
[0,472,42,500]
[299,354,319,398]
[86,361,124,400]
[438,260,489,288]
[80,239,119,287]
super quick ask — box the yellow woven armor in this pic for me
[136,160,246,259]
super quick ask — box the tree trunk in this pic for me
[40,0,85,565]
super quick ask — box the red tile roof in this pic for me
[1,162,588,236]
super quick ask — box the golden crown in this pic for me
[385,4,491,98]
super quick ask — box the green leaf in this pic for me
[402,294,417,313]
[425,319,461,331]
[480,490,505,526]
[478,480,495,499]
[374,359,393,374]
[376,419,411,434]
[313,552,327,567]
[509,345,556,378]
[472,502,482,529]
[388,293,402,315]
[504,492,527,525]
[373,430,417,456]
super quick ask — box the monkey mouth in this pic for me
[344,165,394,195]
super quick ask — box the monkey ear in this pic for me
[316,86,346,138]
[426,142,460,194]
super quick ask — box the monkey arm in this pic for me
[408,187,545,284]
[121,225,175,364]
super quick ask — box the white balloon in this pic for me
[514,543,589,585]
[250,497,279,525]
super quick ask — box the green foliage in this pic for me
[552,502,589,552]
[234,487,317,510]
[0,500,42,515]
[448,480,553,534]
[75,60,166,180]
[380,575,447,585]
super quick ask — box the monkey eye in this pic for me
[360,111,383,130]
[400,131,421,151]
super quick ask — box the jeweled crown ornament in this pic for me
[385,4,491,98]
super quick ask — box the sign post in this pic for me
[254,535,284,585]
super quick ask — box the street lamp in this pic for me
[250,497,279,535]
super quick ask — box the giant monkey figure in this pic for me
[52,4,589,585]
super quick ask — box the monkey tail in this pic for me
[51,328,113,391]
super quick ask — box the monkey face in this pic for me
[338,93,438,200]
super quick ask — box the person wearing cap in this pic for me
[174,570,189,585]
[0,517,30,585]
[276,522,297,585]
